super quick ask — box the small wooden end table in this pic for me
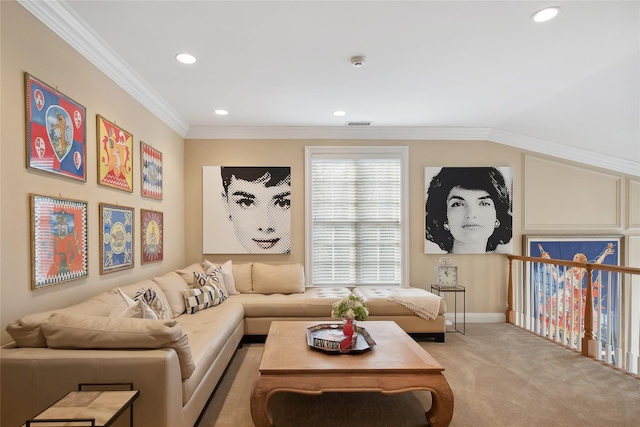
[251,320,454,427]
[24,384,139,427]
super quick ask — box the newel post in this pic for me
[506,257,515,324]
[582,266,597,357]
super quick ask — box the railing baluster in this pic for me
[506,255,640,376]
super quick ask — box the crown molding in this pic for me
[18,0,190,137]
[489,129,639,177]
[185,126,492,141]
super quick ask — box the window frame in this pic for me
[304,145,409,287]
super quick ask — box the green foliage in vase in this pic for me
[331,294,369,321]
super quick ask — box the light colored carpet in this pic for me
[197,323,640,427]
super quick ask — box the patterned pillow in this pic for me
[134,288,171,320]
[183,285,225,314]
[110,288,158,319]
[193,269,229,300]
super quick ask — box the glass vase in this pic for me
[342,318,358,343]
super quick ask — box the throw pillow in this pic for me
[193,269,229,300]
[183,285,225,314]
[202,260,239,295]
[252,263,305,294]
[134,288,171,319]
[117,299,158,319]
[110,288,158,319]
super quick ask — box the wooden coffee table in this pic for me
[250,320,454,427]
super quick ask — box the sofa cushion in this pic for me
[203,260,238,295]
[153,272,190,317]
[176,301,244,404]
[304,287,354,316]
[193,269,229,299]
[40,312,195,379]
[6,288,123,347]
[252,263,305,294]
[175,263,206,287]
[183,285,226,314]
[232,262,253,293]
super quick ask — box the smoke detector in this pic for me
[351,56,366,68]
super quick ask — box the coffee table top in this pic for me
[259,320,444,375]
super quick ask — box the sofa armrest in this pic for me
[1,346,184,427]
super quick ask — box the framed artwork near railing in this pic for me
[30,194,88,289]
[141,209,163,264]
[99,203,134,274]
[96,115,133,192]
[25,73,87,181]
[523,235,623,349]
[141,141,162,200]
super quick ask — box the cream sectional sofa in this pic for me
[1,262,445,427]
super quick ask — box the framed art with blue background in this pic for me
[524,235,622,349]
[25,73,87,181]
[99,203,134,274]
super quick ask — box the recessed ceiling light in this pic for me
[333,111,346,117]
[176,53,196,64]
[214,109,228,116]
[531,7,560,23]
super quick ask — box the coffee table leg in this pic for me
[251,372,454,427]
[250,374,274,427]
[424,375,454,427]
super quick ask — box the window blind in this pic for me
[310,157,402,286]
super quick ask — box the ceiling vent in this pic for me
[345,121,372,127]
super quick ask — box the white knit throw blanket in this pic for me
[387,288,442,321]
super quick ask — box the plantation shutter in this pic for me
[310,155,402,286]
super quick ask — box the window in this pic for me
[305,146,408,287]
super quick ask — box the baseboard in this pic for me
[445,312,506,324]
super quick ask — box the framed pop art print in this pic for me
[141,209,163,264]
[25,73,87,181]
[424,166,513,255]
[97,115,133,192]
[202,166,291,254]
[30,194,88,289]
[141,141,163,200]
[99,203,134,274]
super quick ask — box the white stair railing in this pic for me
[507,256,640,376]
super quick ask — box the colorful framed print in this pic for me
[97,115,133,192]
[99,203,134,274]
[30,194,88,289]
[524,235,623,347]
[141,209,163,264]
[25,73,87,181]
[141,141,163,200]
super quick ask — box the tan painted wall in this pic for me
[0,1,185,344]
[185,139,522,318]
[184,140,639,322]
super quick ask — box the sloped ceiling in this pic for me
[19,0,639,176]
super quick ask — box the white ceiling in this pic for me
[20,0,640,176]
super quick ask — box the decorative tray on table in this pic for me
[306,323,376,354]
